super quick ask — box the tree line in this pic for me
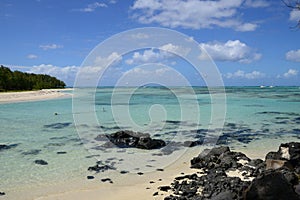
[0,65,66,92]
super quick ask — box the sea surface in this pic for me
[1,86,300,197]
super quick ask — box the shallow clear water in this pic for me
[1,86,300,194]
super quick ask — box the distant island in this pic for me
[0,65,65,92]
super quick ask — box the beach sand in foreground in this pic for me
[32,144,273,200]
[0,89,72,103]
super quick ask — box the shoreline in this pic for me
[0,88,73,104]
[9,145,271,200]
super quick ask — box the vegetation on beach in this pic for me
[0,65,65,92]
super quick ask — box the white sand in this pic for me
[3,140,280,200]
[13,148,201,200]
[32,146,269,200]
[0,89,72,103]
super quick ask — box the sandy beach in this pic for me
[0,89,72,103]
[22,146,270,200]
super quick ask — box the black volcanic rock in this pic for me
[103,130,166,150]
[34,159,48,165]
[245,170,300,200]
[0,143,18,151]
[162,143,300,200]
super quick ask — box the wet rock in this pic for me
[87,176,94,180]
[101,178,113,183]
[34,159,48,165]
[0,143,18,151]
[102,130,166,150]
[43,122,72,129]
[0,192,5,196]
[56,151,67,154]
[153,192,159,196]
[158,186,171,192]
[88,163,116,173]
[22,149,41,155]
[183,140,203,147]
[245,170,300,200]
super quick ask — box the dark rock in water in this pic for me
[137,172,144,175]
[87,176,94,180]
[22,149,41,155]
[120,170,129,174]
[34,159,48,165]
[43,122,72,129]
[0,192,5,196]
[245,170,300,200]
[0,143,18,151]
[183,140,203,147]
[88,164,116,173]
[56,151,67,154]
[101,178,113,183]
[104,130,166,150]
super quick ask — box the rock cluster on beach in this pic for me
[158,142,300,200]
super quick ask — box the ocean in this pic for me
[1,86,300,197]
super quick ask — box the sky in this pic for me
[1,0,300,86]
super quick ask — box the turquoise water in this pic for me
[1,87,300,195]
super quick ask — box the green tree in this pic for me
[0,65,66,91]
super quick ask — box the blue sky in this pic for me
[1,0,300,86]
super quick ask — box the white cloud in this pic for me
[235,23,258,32]
[125,44,190,65]
[94,52,122,66]
[27,54,38,59]
[125,49,170,65]
[199,40,261,63]
[120,66,187,86]
[39,44,63,50]
[131,0,260,31]
[289,10,300,21]
[224,70,265,79]
[286,49,300,62]
[79,2,107,12]
[244,0,269,8]
[283,69,298,78]
[160,43,191,56]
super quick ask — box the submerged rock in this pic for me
[88,164,115,173]
[0,143,18,151]
[102,130,166,150]
[34,159,48,165]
